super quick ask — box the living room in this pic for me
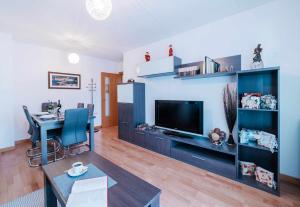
[0,0,299,207]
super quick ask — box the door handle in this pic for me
[121,121,128,124]
[192,155,205,161]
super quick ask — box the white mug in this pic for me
[72,162,84,174]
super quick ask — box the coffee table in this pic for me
[42,151,161,207]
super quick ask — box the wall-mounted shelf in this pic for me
[174,71,236,80]
[138,72,175,78]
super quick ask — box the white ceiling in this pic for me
[0,0,273,61]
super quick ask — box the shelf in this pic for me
[237,67,280,74]
[172,143,236,179]
[237,172,279,195]
[239,143,278,153]
[174,71,236,80]
[238,108,278,112]
[138,72,176,78]
[170,135,237,156]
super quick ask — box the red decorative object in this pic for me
[145,52,150,62]
[168,44,173,56]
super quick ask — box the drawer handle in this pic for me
[156,137,163,140]
[192,155,205,161]
[121,121,128,124]
[136,132,145,135]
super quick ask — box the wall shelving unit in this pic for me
[118,67,280,196]
[236,67,280,195]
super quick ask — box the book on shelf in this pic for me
[66,177,108,207]
[205,56,221,74]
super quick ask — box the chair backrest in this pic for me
[61,108,89,147]
[42,102,58,112]
[77,103,84,108]
[22,106,39,145]
[87,104,94,117]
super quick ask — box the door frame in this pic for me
[101,72,123,128]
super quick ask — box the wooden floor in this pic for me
[0,126,299,206]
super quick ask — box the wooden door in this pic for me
[101,72,122,128]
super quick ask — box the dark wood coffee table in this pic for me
[42,151,161,207]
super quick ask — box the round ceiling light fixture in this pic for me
[68,53,80,64]
[86,0,112,21]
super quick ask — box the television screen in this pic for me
[155,100,203,135]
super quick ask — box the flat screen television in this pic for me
[155,100,204,136]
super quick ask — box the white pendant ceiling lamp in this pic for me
[68,53,80,64]
[86,0,112,21]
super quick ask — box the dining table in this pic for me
[31,113,95,165]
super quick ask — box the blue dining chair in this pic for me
[77,103,84,108]
[56,108,89,159]
[23,106,60,167]
[86,104,99,132]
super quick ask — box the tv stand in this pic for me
[163,130,193,139]
[133,128,237,180]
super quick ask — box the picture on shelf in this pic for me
[240,161,256,176]
[239,161,276,189]
[239,128,278,153]
[241,93,277,110]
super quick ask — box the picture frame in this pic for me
[48,71,81,89]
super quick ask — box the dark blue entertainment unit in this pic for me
[117,67,280,196]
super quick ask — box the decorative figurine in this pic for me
[168,44,173,56]
[145,52,151,62]
[252,44,264,69]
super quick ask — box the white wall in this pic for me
[0,34,121,147]
[123,0,300,178]
[12,41,121,141]
[0,33,15,149]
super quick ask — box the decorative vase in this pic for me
[227,132,235,145]
[223,84,237,146]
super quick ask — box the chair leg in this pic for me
[26,139,60,158]
[27,140,63,167]
[26,146,41,157]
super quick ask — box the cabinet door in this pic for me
[145,134,170,156]
[118,123,129,141]
[144,133,156,151]
[118,103,125,122]
[134,131,146,147]
[159,137,171,156]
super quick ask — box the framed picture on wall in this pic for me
[48,71,81,89]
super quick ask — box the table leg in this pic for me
[149,195,160,207]
[40,127,48,165]
[89,118,94,151]
[44,176,57,207]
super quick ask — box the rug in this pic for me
[0,189,162,207]
[0,190,61,207]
